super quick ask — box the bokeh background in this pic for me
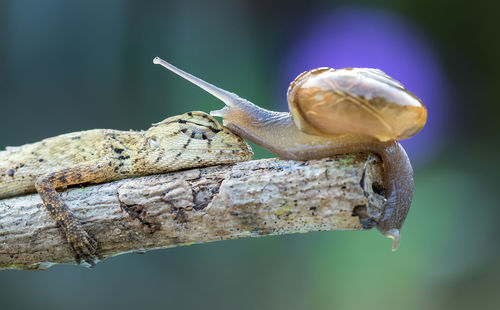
[1,0,499,309]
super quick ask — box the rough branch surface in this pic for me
[0,154,386,270]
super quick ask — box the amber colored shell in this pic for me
[287,67,427,141]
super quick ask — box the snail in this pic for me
[153,57,427,250]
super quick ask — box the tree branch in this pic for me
[0,153,386,270]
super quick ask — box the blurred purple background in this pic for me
[279,6,450,163]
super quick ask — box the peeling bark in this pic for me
[0,154,386,270]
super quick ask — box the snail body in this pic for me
[153,57,427,250]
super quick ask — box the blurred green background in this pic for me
[1,0,499,309]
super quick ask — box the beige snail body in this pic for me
[153,57,427,250]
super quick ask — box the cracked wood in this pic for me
[0,154,386,270]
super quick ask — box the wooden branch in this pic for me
[0,154,386,270]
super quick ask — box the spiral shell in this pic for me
[287,68,427,141]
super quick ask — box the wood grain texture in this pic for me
[0,154,386,270]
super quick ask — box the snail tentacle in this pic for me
[153,57,244,108]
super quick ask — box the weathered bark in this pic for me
[0,154,386,270]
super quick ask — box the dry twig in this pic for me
[0,154,386,270]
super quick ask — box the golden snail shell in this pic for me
[287,68,427,142]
